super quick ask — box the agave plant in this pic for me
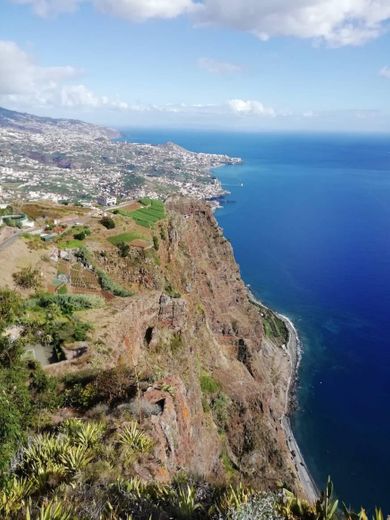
[280,489,315,520]
[217,483,254,514]
[0,477,36,516]
[174,484,203,518]
[316,477,339,520]
[342,505,384,520]
[60,418,106,449]
[60,445,94,474]
[25,500,75,520]
[117,422,154,454]
[18,434,70,477]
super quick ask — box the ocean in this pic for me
[120,128,390,511]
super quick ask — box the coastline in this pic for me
[247,290,319,503]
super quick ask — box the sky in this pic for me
[1,0,390,131]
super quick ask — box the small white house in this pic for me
[97,195,117,206]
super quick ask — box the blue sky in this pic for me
[1,0,390,131]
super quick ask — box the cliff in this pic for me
[43,198,301,494]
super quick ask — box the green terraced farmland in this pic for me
[118,199,166,228]
[108,231,146,245]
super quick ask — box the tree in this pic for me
[99,216,115,229]
[74,231,86,241]
[117,241,130,257]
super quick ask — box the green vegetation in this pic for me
[13,266,41,289]
[0,288,61,474]
[117,241,130,257]
[100,216,116,229]
[28,294,104,314]
[108,231,145,246]
[96,268,133,297]
[164,282,181,298]
[0,205,13,216]
[117,422,154,454]
[261,308,288,342]
[58,238,85,249]
[200,371,231,431]
[0,289,23,329]
[76,247,133,297]
[117,199,166,229]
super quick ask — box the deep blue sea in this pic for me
[121,129,390,511]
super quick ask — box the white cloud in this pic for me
[196,0,390,46]
[11,0,390,46]
[228,99,276,117]
[12,0,80,17]
[0,40,128,111]
[197,57,242,75]
[12,0,196,19]
[379,65,390,79]
[94,0,196,21]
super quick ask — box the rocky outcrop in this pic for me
[55,198,301,494]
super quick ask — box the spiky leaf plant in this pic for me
[316,477,338,520]
[60,418,106,449]
[117,422,154,454]
[0,477,36,516]
[25,500,75,520]
[174,484,203,518]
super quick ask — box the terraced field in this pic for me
[108,231,146,246]
[117,199,166,228]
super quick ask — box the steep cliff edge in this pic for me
[45,197,301,495]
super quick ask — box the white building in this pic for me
[97,195,117,206]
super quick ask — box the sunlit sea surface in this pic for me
[121,129,390,511]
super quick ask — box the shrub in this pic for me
[73,231,86,241]
[100,216,115,229]
[228,493,283,520]
[31,294,103,315]
[93,366,137,405]
[0,289,23,329]
[96,269,133,297]
[200,372,220,394]
[164,283,181,299]
[13,266,41,289]
[117,241,130,258]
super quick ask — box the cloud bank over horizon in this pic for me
[0,40,129,111]
[4,0,390,131]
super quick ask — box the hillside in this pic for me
[0,197,385,518]
[0,106,238,205]
[0,196,307,517]
[0,105,118,138]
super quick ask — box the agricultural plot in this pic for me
[117,199,166,229]
[108,231,146,246]
[70,264,100,290]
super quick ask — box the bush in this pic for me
[0,289,23,330]
[100,216,115,229]
[200,372,221,394]
[96,269,133,297]
[73,231,86,241]
[117,241,130,258]
[31,294,103,315]
[13,266,41,289]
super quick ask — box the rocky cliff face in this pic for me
[51,198,301,494]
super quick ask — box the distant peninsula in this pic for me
[0,106,241,207]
